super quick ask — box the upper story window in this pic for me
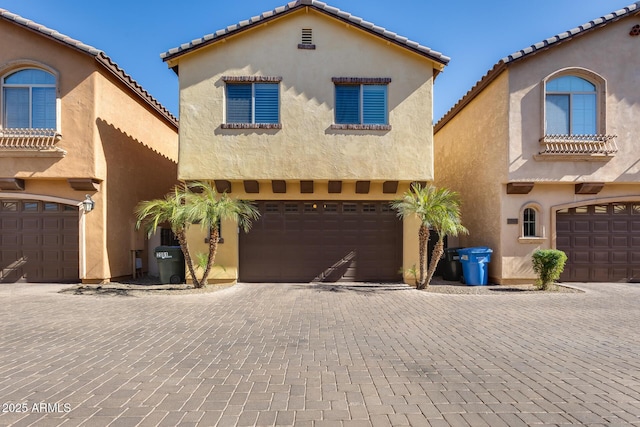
[332,77,391,130]
[537,71,617,160]
[545,75,596,135]
[2,68,56,129]
[222,76,281,129]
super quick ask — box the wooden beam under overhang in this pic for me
[0,178,25,191]
[575,182,604,195]
[506,182,534,194]
[67,178,101,192]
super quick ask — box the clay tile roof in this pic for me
[160,0,450,67]
[0,8,178,128]
[435,1,640,132]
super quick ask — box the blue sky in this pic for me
[1,0,634,121]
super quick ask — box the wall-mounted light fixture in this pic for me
[83,194,95,213]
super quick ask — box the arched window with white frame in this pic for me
[523,207,537,237]
[545,75,596,136]
[519,203,545,241]
[2,68,57,130]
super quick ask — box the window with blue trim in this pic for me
[226,82,279,125]
[2,69,56,129]
[335,84,388,125]
[545,75,596,135]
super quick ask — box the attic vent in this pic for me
[631,24,640,36]
[298,28,316,49]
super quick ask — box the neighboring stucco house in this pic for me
[161,0,449,283]
[0,9,179,283]
[435,2,640,284]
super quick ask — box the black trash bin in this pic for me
[442,247,463,281]
[154,246,185,284]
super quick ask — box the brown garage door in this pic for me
[556,202,640,282]
[0,199,79,283]
[239,201,402,282]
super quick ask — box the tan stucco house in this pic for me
[161,0,449,283]
[435,2,640,284]
[0,9,179,283]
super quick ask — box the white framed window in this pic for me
[545,75,596,135]
[2,68,57,129]
[518,203,545,242]
[523,207,537,237]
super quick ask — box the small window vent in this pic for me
[298,28,316,49]
[630,24,640,36]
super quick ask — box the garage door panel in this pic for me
[0,200,79,283]
[612,221,630,232]
[42,218,60,229]
[612,236,628,248]
[593,236,610,247]
[572,251,590,263]
[558,202,640,282]
[611,251,629,263]
[592,251,609,263]
[43,234,61,247]
[573,236,589,247]
[591,220,609,232]
[240,201,402,282]
[572,220,590,232]
[592,267,610,282]
[1,218,19,231]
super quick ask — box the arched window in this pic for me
[523,207,537,237]
[545,75,596,135]
[2,68,56,129]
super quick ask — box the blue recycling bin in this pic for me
[458,247,493,286]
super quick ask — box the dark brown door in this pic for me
[239,201,402,282]
[556,202,640,282]
[0,200,79,283]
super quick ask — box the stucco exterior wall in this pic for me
[434,72,510,282]
[437,15,640,284]
[0,19,178,283]
[500,183,640,282]
[498,17,640,282]
[182,181,420,284]
[0,20,99,179]
[174,8,436,182]
[508,20,640,183]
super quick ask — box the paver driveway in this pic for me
[0,281,639,426]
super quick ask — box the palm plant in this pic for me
[424,189,468,286]
[392,184,467,289]
[135,181,259,288]
[183,181,259,287]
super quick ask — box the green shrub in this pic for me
[532,249,568,290]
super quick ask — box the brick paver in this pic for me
[0,281,639,426]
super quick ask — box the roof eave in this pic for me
[435,1,640,131]
[161,1,449,69]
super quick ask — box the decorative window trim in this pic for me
[332,77,392,84]
[221,123,282,130]
[222,76,282,83]
[330,124,391,131]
